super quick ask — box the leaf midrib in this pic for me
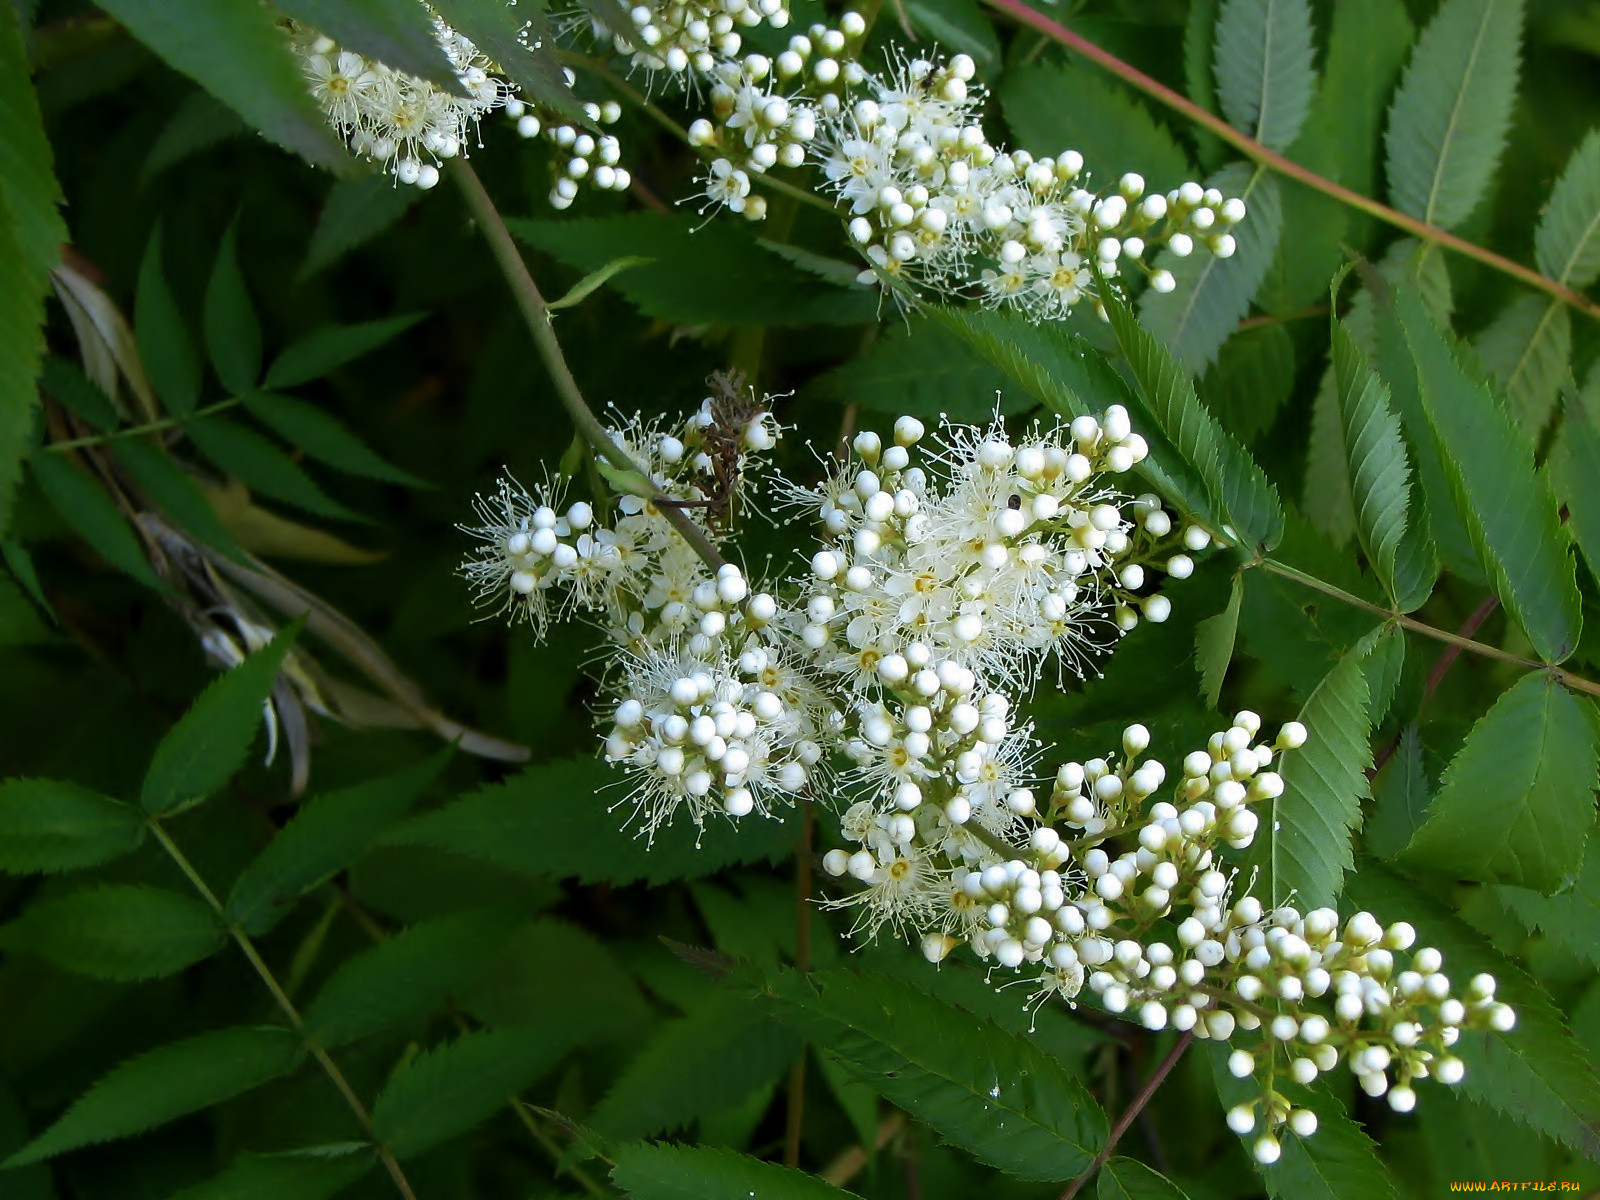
[1423,0,1499,225]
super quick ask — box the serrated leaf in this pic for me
[29,452,167,592]
[1272,644,1372,908]
[0,537,51,624]
[1535,129,1600,288]
[428,0,587,123]
[904,0,1000,69]
[305,908,520,1048]
[371,1026,578,1159]
[1472,295,1571,432]
[186,414,363,522]
[270,0,463,93]
[754,966,1107,1180]
[590,993,799,1140]
[1365,724,1430,858]
[457,917,650,1038]
[1302,373,1358,546]
[1098,1157,1191,1200]
[611,1144,863,1200]
[1139,163,1284,372]
[227,751,446,931]
[0,778,145,874]
[1332,314,1437,611]
[1347,862,1600,1160]
[1499,837,1600,969]
[240,393,423,487]
[41,355,121,432]
[1395,289,1581,663]
[91,0,348,169]
[1550,390,1600,586]
[141,618,302,813]
[1213,0,1317,152]
[110,437,246,563]
[263,315,426,391]
[165,1147,375,1200]
[137,225,201,416]
[814,317,1007,421]
[204,222,262,395]
[382,757,797,886]
[1107,290,1284,551]
[301,173,422,280]
[1384,0,1524,229]
[1195,571,1243,708]
[0,884,223,981]
[1400,673,1598,891]
[141,90,248,184]
[4,1027,303,1166]
[1201,323,1294,445]
[1003,61,1193,196]
[508,214,877,327]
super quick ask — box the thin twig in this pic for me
[147,821,419,1200]
[981,0,1600,327]
[450,159,729,573]
[820,1112,906,1186]
[1370,594,1500,775]
[44,397,243,452]
[1257,559,1600,698]
[1059,1031,1196,1200]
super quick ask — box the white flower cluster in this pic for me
[821,712,1514,1160]
[588,0,792,77]
[288,18,632,201]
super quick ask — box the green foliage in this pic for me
[1472,295,1571,431]
[1400,673,1599,891]
[263,315,425,391]
[5,1027,304,1166]
[269,0,461,93]
[1499,839,1600,969]
[1383,0,1524,229]
[1550,391,1600,585]
[167,1147,375,1200]
[1535,129,1600,288]
[186,414,362,521]
[141,619,302,814]
[1193,570,1242,708]
[300,173,422,279]
[28,452,168,592]
[814,318,1007,421]
[1271,642,1372,908]
[1201,323,1294,446]
[110,435,247,561]
[756,966,1108,1181]
[611,1143,863,1200]
[241,392,423,486]
[0,884,223,980]
[370,1026,581,1158]
[203,222,263,395]
[0,778,144,873]
[1212,0,1317,152]
[1097,1157,1190,1199]
[136,226,201,416]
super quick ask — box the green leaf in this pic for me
[185,414,363,522]
[590,993,799,1140]
[1332,314,1437,611]
[508,214,877,327]
[1535,129,1600,288]
[91,0,348,170]
[428,0,587,122]
[227,752,447,931]
[1002,61,1193,196]
[371,1026,578,1159]
[755,966,1107,1181]
[301,173,422,280]
[1550,389,1600,587]
[0,778,145,874]
[0,537,51,623]
[1365,724,1430,858]
[1499,837,1600,969]
[1098,1158,1191,1200]
[41,356,121,432]
[1302,374,1358,546]
[140,618,302,814]
[29,452,167,592]
[110,437,247,562]
[305,908,520,1048]
[263,315,426,390]
[1472,295,1572,432]
[136,225,201,416]
[1383,0,1524,229]
[165,1147,375,1200]
[1139,163,1284,372]
[1347,862,1600,1160]
[141,90,248,184]
[5,1027,304,1166]
[547,257,655,312]
[611,1144,863,1200]
[813,317,1008,421]
[1194,571,1243,708]
[1400,673,1599,891]
[1213,0,1317,152]
[1201,323,1294,445]
[1272,643,1372,908]
[1107,289,1284,551]
[904,0,1000,70]
[204,222,263,395]
[1395,288,1582,663]
[383,757,797,887]
[269,0,463,93]
[239,393,422,487]
[0,884,223,981]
